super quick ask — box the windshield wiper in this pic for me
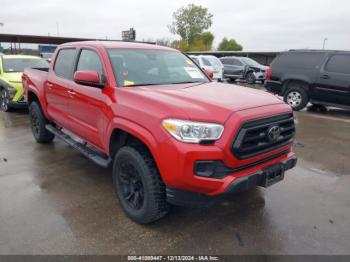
[170,81,205,84]
[124,83,164,87]
[123,81,206,87]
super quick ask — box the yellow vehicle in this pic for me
[0,54,48,111]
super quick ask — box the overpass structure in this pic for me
[186,51,280,65]
[0,33,154,54]
[0,34,279,64]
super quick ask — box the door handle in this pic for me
[67,90,76,96]
[47,83,54,90]
[321,74,330,79]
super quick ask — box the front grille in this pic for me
[232,113,295,160]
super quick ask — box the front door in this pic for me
[68,48,108,150]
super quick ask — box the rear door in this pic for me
[68,48,108,150]
[46,48,77,129]
[314,53,350,106]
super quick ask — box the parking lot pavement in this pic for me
[0,107,349,255]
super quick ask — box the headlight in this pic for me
[162,119,224,143]
[2,82,17,97]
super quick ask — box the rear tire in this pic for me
[283,85,309,111]
[113,146,169,224]
[29,102,55,143]
[0,87,12,112]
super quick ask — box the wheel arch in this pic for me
[107,118,161,170]
[27,90,51,119]
[281,79,310,95]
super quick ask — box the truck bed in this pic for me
[22,67,50,104]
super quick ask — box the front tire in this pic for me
[29,102,55,143]
[246,72,256,84]
[113,146,169,224]
[0,88,11,112]
[283,85,309,111]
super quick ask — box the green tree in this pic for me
[171,39,190,52]
[218,37,243,51]
[192,31,214,51]
[168,4,213,47]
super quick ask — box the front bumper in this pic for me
[9,100,27,108]
[155,105,296,200]
[5,82,26,106]
[166,156,297,207]
[254,71,266,80]
[212,70,223,80]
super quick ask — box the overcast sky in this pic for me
[1,0,349,51]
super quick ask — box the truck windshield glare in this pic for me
[107,49,209,87]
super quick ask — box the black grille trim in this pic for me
[232,113,295,160]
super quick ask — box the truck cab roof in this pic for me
[60,41,175,51]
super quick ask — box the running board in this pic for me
[45,124,112,168]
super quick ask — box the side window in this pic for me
[275,53,325,69]
[220,59,228,65]
[191,57,200,65]
[231,59,243,66]
[76,49,104,79]
[54,49,77,79]
[201,57,212,66]
[325,55,350,74]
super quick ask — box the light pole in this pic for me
[56,22,60,36]
[323,37,328,50]
[0,23,4,51]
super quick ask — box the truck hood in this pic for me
[128,82,285,123]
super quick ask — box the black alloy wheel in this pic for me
[118,161,145,210]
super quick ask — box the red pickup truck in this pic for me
[22,41,297,224]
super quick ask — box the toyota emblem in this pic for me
[267,125,281,142]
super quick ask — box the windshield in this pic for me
[2,58,49,73]
[240,58,261,67]
[190,56,200,65]
[108,49,209,87]
[201,57,212,67]
[204,56,223,68]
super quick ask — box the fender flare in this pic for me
[281,79,311,96]
[105,117,161,166]
[27,86,50,119]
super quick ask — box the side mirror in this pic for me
[203,69,214,79]
[74,70,104,88]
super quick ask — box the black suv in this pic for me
[265,50,350,111]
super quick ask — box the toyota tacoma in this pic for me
[22,41,297,224]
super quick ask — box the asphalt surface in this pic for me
[0,86,350,255]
